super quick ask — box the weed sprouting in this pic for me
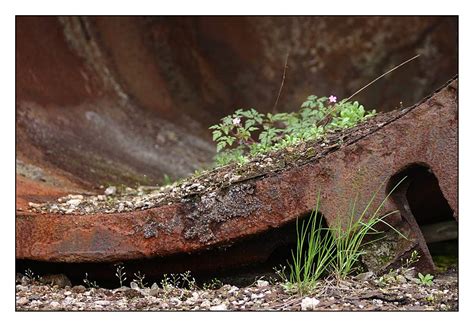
[330,178,407,279]
[280,178,407,295]
[210,55,421,167]
[210,97,375,166]
[416,273,434,286]
[162,174,173,186]
[160,271,199,291]
[375,250,421,287]
[402,250,420,269]
[180,271,197,290]
[202,278,224,290]
[24,268,40,282]
[115,264,127,288]
[284,192,335,295]
[132,271,148,289]
[83,273,100,288]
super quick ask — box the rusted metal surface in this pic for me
[16,79,458,274]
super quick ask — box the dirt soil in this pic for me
[16,267,457,311]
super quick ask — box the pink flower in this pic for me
[329,95,337,103]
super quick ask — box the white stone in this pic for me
[104,186,117,196]
[301,297,320,311]
[210,303,228,311]
[256,280,269,287]
[28,202,41,208]
[50,301,61,308]
[200,299,211,308]
[17,297,29,305]
[66,199,82,206]
[16,285,27,291]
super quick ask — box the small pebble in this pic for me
[50,301,60,308]
[17,297,29,305]
[301,297,320,311]
[104,186,117,195]
[72,285,86,293]
[210,303,227,311]
[256,280,269,287]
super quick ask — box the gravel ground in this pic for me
[16,268,458,312]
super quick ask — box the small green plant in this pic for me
[83,273,100,288]
[284,192,335,295]
[180,271,197,290]
[202,277,224,290]
[375,250,421,287]
[115,264,127,288]
[210,96,375,166]
[280,178,407,294]
[210,54,422,167]
[330,179,407,279]
[160,273,173,291]
[416,273,434,286]
[162,174,173,186]
[24,268,40,282]
[402,250,420,269]
[159,271,198,291]
[132,271,147,289]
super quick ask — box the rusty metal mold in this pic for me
[16,79,458,275]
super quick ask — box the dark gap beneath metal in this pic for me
[387,163,457,271]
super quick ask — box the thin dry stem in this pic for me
[272,51,290,113]
[347,54,420,101]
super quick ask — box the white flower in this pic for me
[232,117,241,125]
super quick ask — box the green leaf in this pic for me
[222,116,233,125]
[301,100,312,108]
[225,136,235,146]
[212,130,222,141]
[245,119,255,129]
[240,111,253,119]
[216,142,226,152]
